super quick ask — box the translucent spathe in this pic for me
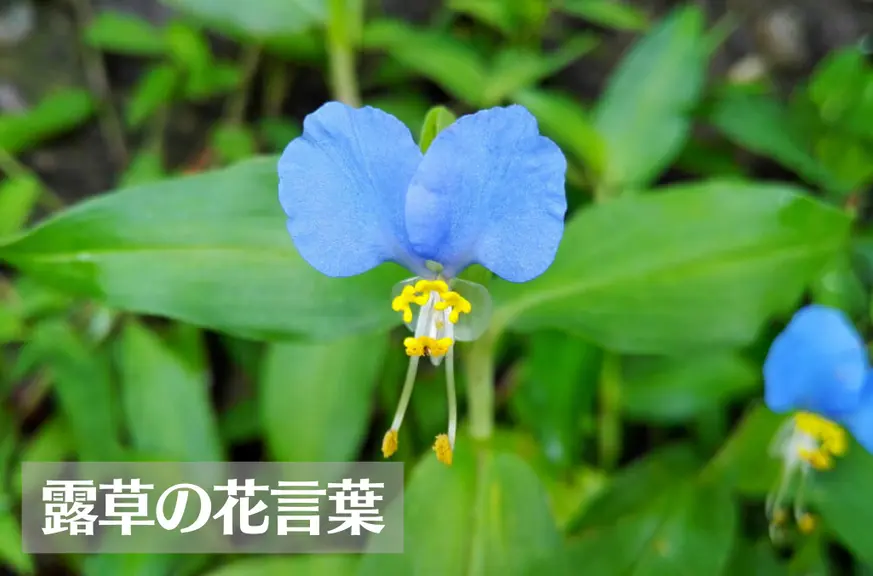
[391,277,492,343]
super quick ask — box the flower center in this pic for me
[766,411,848,542]
[381,276,473,467]
[791,411,847,470]
[391,279,472,359]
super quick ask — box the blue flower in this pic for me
[277,102,567,464]
[762,304,873,538]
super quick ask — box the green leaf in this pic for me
[810,251,866,319]
[358,450,560,575]
[0,303,21,344]
[260,333,386,461]
[211,123,258,165]
[363,20,488,105]
[220,397,260,443]
[160,0,326,41]
[510,331,600,468]
[0,90,97,154]
[165,21,213,72]
[84,11,167,56]
[593,5,707,192]
[703,403,782,495]
[809,440,873,563]
[0,158,405,341]
[724,539,787,576]
[512,88,605,175]
[0,176,40,238]
[707,89,840,194]
[125,64,179,129]
[120,149,167,187]
[808,47,869,128]
[28,321,122,460]
[568,443,701,531]
[12,418,73,498]
[448,0,519,35]
[482,36,598,105]
[559,0,649,31]
[118,320,223,460]
[622,352,758,423]
[566,478,736,575]
[184,62,243,99]
[490,180,850,354]
[82,554,187,576]
[12,278,73,322]
[258,118,301,152]
[202,556,358,576]
[674,135,747,179]
[418,106,457,153]
[0,512,32,575]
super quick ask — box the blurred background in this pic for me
[2,0,873,574]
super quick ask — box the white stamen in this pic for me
[388,296,434,432]
[445,318,457,447]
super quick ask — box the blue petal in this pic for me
[404,105,567,282]
[763,304,869,419]
[844,375,873,454]
[278,102,424,277]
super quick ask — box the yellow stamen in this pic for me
[404,337,425,356]
[403,336,454,357]
[793,412,847,470]
[414,279,448,295]
[382,429,398,458]
[391,280,454,323]
[434,291,472,323]
[798,448,832,470]
[433,434,453,465]
[797,513,816,534]
[391,286,418,323]
[772,508,788,526]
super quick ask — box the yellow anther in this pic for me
[772,508,788,526]
[793,412,847,469]
[391,281,448,322]
[798,447,832,470]
[382,429,398,458]
[797,513,816,534]
[433,291,472,323]
[414,279,448,295]
[429,337,454,357]
[824,433,847,456]
[433,434,453,466]
[795,412,844,440]
[404,337,425,357]
[404,336,454,357]
[391,286,417,323]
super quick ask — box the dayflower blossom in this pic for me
[763,304,873,538]
[277,102,567,465]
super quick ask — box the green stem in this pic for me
[598,352,622,470]
[326,0,361,107]
[465,329,497,441]
[224,46,262,125]
[328,42,360,107]
[694,405,726,455]
[69,0,129,168]
[263,58,291,118]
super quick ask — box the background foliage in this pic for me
[1,0,872,574]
